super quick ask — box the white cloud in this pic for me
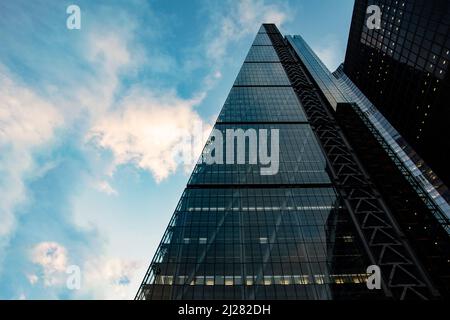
[30,242,68,287]
[26,273,39,285]
[312,37,342,72]
[0,66,62,268]
[0,27,137,287]
[237,0,289,28]
[95,181,118,196]
[31,242,68,272]
[3,9,212,298]
[80,257,142,300]
[2,1,296,299]
[79,23,215,184]
[87,88,211,183]
[89,34,131,72]
[76,31,135,117]
[28,241,142,298]
[0,29,134,271]
[206,0,291,63]
[199,0,292,90]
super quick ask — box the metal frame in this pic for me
[352,105,450,234]
[264,23,439,300]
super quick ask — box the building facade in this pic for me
[344,0,450,190]
[136,24,450,300]
[287,32,450,299]
[287,34,450,218]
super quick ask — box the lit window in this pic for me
[225,276,234,286]
[343,235,354,243]
[353,276,361,284]
[300,275,312,284]
[263,276,272,285]
[315,275,325,285]
[205,276,214,286]
[282,276,292,285]
[259,237,268,244]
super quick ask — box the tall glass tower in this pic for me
[344,0,450,193]
[136,24,446,300]
[286,33,450,298]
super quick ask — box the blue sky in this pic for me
[0,0,354,299]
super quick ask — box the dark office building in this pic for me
[136,24,450,300]
[344,0,450,190]
[289,32,450,298]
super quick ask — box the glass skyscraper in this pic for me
[344,0,450,194]
[284,32,450,298]
[136,24,449,300]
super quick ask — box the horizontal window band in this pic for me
[146,273,369,286]
[244,61,281,63]
[233,85,292,88]
[186,183,334,189]
[243,61,282,63]
[215,121,310,125]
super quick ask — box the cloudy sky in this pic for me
[0,0,354,299]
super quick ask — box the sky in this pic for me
[0,0,354,299]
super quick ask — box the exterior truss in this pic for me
[264,24,440,300]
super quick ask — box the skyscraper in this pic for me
[285,32,450,298]
[344,0,450,190]
[136,24,449,300]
